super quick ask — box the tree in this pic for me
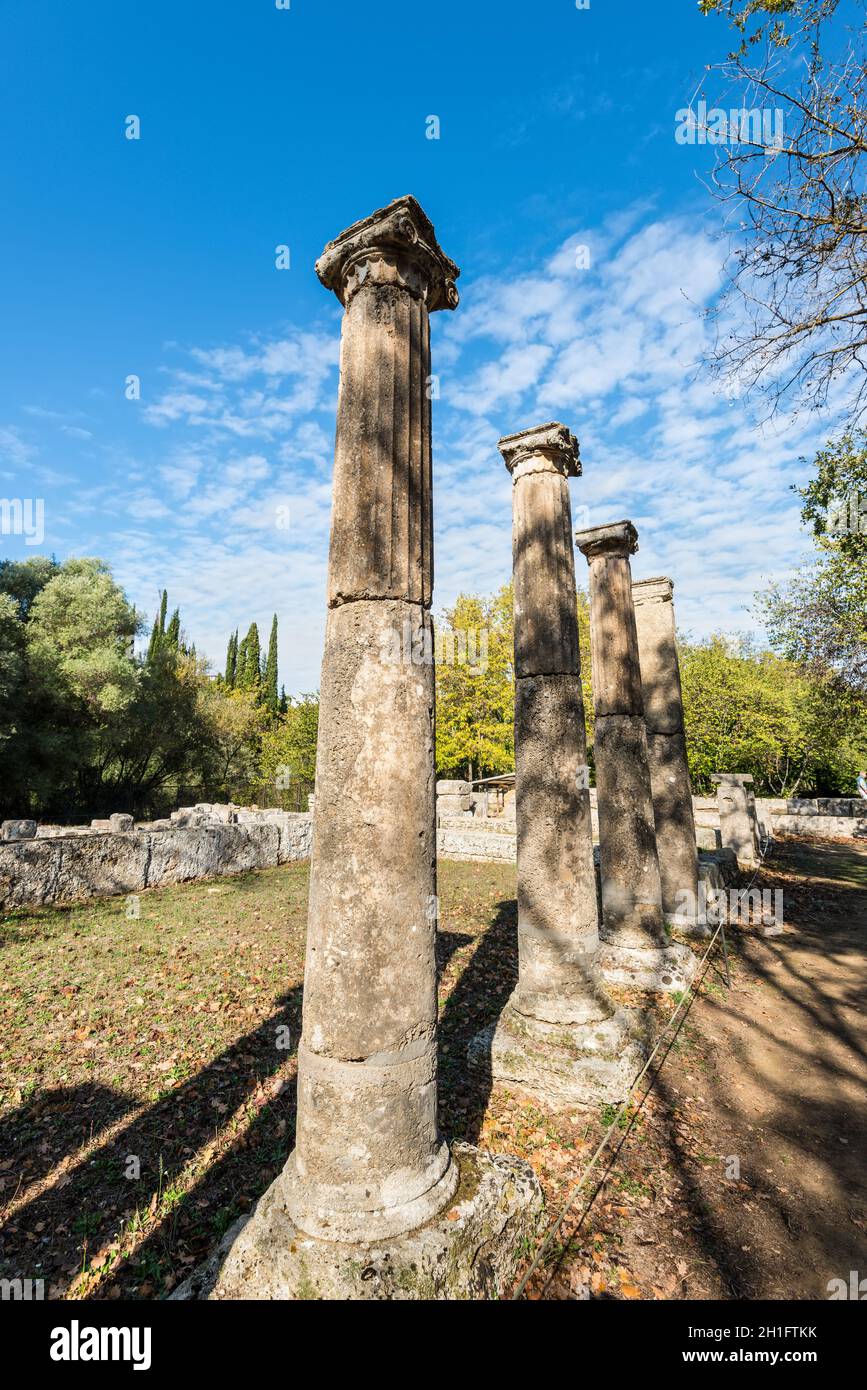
[679,631,866,794]
[238,622,261,692]
[263,614,279,714]
[797,426,867,561]
[434,587,515,778]
[698,0,867,419]
[0,555,59,618]
[147,589,168,663]
[758,428,867,691]
[165,606,181,650]
[258,693,320,800]
[224,629,238,686]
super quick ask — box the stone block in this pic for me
[1,819,37,841]
[172,1144,542,1302]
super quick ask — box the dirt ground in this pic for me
[1,837,864,1300]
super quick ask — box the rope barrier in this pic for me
[511,835,773,1300]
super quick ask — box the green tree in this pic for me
[238,622,261,692]
[434,586,515,779]
[263,614,279,714]
[147,589,168,663]
[224,629,238,686]
[165,606,181,650]
[258,694,320,804]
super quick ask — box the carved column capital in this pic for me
[499,421,581,482]
[575,519,638,561]
[316,195,460,311]
[632,575,674,607]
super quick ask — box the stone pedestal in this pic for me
[712,773,760,868]
[575,523,694,994]
[469,425,646,1103]
[185,197,539,1300]
[632,577,703,934]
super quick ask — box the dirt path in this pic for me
[531,837,867,1300]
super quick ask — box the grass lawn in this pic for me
[2,842,862,1300]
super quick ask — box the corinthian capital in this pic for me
[315,195,460,311]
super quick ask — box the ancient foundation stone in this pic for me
[1,819,37,841]
[172,1144,542,1301]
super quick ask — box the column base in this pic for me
[171,1144,543,1301]
[596,939,696,993]
[468,1000,648,1107]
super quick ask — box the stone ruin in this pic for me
[7,194,862,1301]
[0,804,312,912]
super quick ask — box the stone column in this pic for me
[631,577,701,932]
[712,773,760,868]
[189,197,540,1302]
[469,426,644,1105]
[575,523,694,993]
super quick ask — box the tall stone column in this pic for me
[632,577,701,932]
[469,426,645,1105]
[184,197,540,1302]
[575,523,694,993]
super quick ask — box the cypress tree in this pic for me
[146,589,168,664]
[264,614,279,713]
[234,624,261,691]
[224,629,238,686]
[166,607,180,649]
[243,622,261,690]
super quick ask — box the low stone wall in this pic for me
[437,818,739,888]
[0,814,312,912]
[694,795,867,844]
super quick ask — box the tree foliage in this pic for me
[698,0,867,420]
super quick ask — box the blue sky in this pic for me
[0,0,843,693]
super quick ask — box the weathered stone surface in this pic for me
[593,714,665,947]
[266,196,499,1263]
[595,938,696,993]
[0,839,62,908]
[436,780,470,795]
[109,813,135,833]
[712,774,760,867]
[0,815,312,911]
[632,577,700,929]
[500,423,581,679]
[512,673,600,1019]
[436,826,517,862]
[470,1002,647,1106]
[575,520,641,716]
[646,728,701,926]
[53,833,151,904]
[172,1144,542,1301]
[469,424,644,1107]
[316,198,457,611]
[1,819,37,841]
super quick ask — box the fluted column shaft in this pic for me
[632,577,699,920]
[575,522,666,949]
[284,198,460,1242]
